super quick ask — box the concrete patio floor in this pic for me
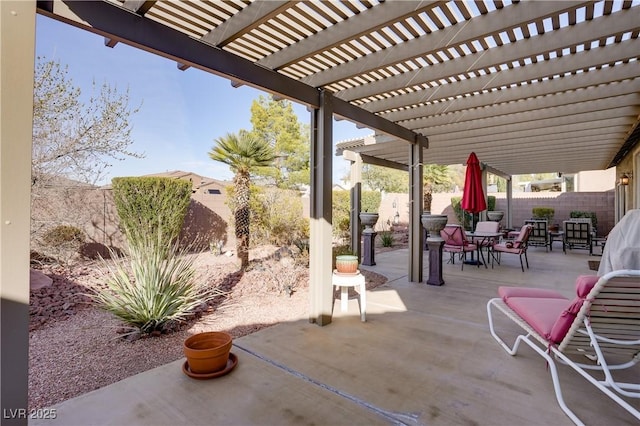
[33,245,639,426]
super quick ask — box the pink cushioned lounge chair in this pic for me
[487,270,640,425]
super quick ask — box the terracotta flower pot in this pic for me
[183,331,232,374]
[335,255,358,274]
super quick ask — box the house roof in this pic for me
[142,170,230,190]
[38,0,640,177]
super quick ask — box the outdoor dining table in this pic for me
[465,231,503,268]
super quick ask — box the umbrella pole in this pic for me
[464,209,481,266]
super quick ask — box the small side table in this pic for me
[592,236,607,256]
[332,270,366,322]
[550,231,565,253]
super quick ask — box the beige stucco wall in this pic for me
[615,145,638,213]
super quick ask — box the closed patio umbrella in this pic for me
[461,152,487,265]
[461,152,487,231]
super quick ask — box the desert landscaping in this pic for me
[28,244,391,410]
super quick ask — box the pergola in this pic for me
[2,1,639,420]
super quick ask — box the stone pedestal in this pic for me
[427,239,445,286]
[362,232,377,266]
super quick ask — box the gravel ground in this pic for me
[28,245,390,410]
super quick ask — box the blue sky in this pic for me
[35,15,372,185]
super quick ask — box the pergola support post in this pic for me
[1,2,36,424]
[480,166,488,221]
[344,151,362,260]
[408,141,424,283]
[506,178,513,229]
[309,90,334,326]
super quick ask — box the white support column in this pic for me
[408,141,423,283]
[309,90,333,326]
[506,178,513,229]
[1,1,36,423]
[480,166,488,221]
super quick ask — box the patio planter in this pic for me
[359,212,379,234]
[487,211,504,222]
[183,331,232,375]
[335,255,359,274]
[421,214,448,240]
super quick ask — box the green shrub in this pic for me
[227,186,309,247]
[332,190,381,242]
[380,231,394,247]
[487,195,496,212]
[361,191,381,214]
[570,211,598,230]
[94,232,223,335]
[451,196,495,230]
[43,224,85,246]
[259,188,309,246]
[112,177,192,249]
[41,224,86,265]
[532,207,554,222]
[332,191,351,241]
[451,196,468,229]
[293,238,310,267]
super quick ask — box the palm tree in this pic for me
[423,165,453,212]
[209,130,276,269]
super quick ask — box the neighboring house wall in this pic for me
[184,179,234,251]
[575,168,616,191]
[31,172,235,258]
[141,171,234,250]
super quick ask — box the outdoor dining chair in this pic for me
[563,220,593,255]
[472,221,500,265]
[473,221,500,244]
[524,219,550,251]
[491,224,532,272]
[440,224,478,270]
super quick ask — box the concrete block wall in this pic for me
[376,191,615,237]
[47,187,611,255]
[492,191,615,236]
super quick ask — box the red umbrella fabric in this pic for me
[461,152,487,214]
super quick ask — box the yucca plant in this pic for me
[93,232,223,335]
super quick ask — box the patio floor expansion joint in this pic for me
[233,343,424,426]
